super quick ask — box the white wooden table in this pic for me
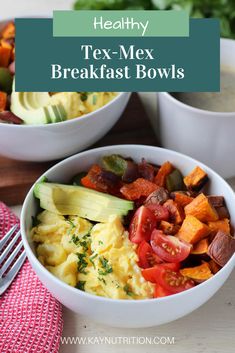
[2,1,235,352]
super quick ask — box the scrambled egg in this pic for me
[50,92,117,120]
[31,211,154,299]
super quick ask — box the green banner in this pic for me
[15,18,220,92]
[53,10,189,37]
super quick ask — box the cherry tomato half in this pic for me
[142,263,180,283]
[129,206,156,244]
[155,267,195,294]
[154,284,173,298]
[150,230,191,263]
[146,204,169,222]
[137,241,163,268]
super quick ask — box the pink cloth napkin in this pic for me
[0,202,63,353]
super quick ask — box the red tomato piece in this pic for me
[129,206,156,244]
[145,204,169,222]
[154,284,173,298]
[156,267,195,294]
[137,241,163,269]
[142,262,180,283]
[150,230,191,263]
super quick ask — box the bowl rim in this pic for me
[21,144,235,304]
[0,92,129,129]
[159,37,235,118]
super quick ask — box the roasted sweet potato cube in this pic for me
[159,220,180,235]
[208,218,230,235]
[163,199,184,224]
[216,206,230,220]
[180,262,213,282]
[185,193,219,222]
[207,230,235,267]
[120,178,159,200]
[177,215,211,244]
[207,195,224,208]
[0,92,7,112]
[208,259,221,274]
[0,47,11,67]
[0,39,12,50]
[171,191,194,208]
[184,166,208,191]
[191,238,209,255]
[1,22,15,39]
[154,161,173,187]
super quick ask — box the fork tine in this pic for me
[0,230,21,264]
[0,251,26,296]
[0,240,23,278]
[0,225,18,252]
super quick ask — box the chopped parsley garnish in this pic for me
[98,240,104,245]
[79,239,90,252]
[98,257,113,276]
[76,253,88,274]
[89,253,98,268]
[98,277,107,285]
[70,234,80,245]
[67,219,76,234]
[76,281,86,291]
[123,284,134,297]
[70,232,91,251]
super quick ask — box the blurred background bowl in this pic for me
[0,91,131,162]
[156,38,235,179]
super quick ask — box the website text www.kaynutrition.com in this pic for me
[61,336,175,345]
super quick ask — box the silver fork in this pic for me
[0,225,26,295]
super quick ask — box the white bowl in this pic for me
[157,38,235,179]
[0,20,130,162]
[21,145,235,328]
[0,92,130,161]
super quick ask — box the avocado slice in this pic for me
[11,90,67,125]
[34,182,134,223]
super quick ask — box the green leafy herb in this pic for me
[76,281,86,291]
[98,240,104,245]
[89,253,98,268]
[98,276,107,285]
[77,253,88,274]
[70,234,80,245]
[123,284,134,297]
[73,0,235,38]
[67,219,76,234]
[98,256,113,276]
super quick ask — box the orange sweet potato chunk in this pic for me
[0,92,7,112]
[171,191,194,208]
[185,193,219,222]
[163,199,184,225]
[180,262,213,282]
[159,221,180,235]
[208,259,221,274]
[120,178,159,200]
[1,22,15,39]
[191,238,209,255]
[154,161,173,187]
[184,166,208,191]
[0,47,11,67]
[177,215,211,244]
[208,218,230,235]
